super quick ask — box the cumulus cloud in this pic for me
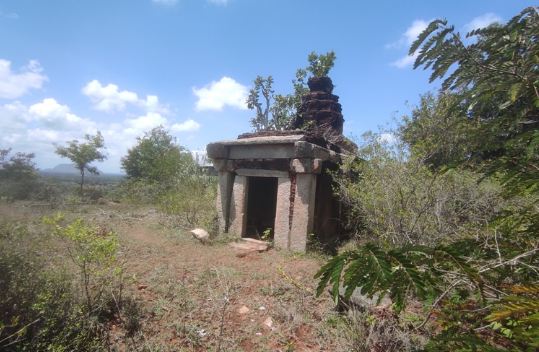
[171,119,201,132]
[1,62,200,172]
[124,112,168,135]
[391,53,418,69]
[0,101,31,134]
[464,13,502,32]
[0,59,47,99]
[82,80,168,115]
[389,20,429,69]
[193,76,247,111]
[386,20,429,49]
[82,80,139,112]
[28,98,96,131]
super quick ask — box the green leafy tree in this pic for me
[318,7,539,351]
[121,126,192,184]
[0,149,39,199]
[399,93,476,168]
[247,51,336,131]
[55,132,106,193]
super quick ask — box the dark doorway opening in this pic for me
[245,176,278,239]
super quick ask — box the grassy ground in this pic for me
[0,201,356,351]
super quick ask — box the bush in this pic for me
[0,221,104,351]
[0,217,140,351]
[334,132,505,246]
[158,172,217,231]
[0,149,40,201]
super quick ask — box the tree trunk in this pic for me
[80,169,85,194]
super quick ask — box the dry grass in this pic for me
[0,201,363,351]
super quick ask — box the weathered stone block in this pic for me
[289,173,317,252]
[216,171,234,233]
[207,143,228,159]
[235,169,289,178]
[294,141,331,160]
[290,158,323,174]
[229,175,248,236]
[274,177,292,250]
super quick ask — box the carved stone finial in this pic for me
[293,76,344,135]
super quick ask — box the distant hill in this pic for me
[42,163,85,175]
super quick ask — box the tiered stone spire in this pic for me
[293,76,344,135]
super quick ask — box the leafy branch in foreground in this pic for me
[315,242,483,313]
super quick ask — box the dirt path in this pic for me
[0,203,348,351]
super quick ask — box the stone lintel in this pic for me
[213,159,234,172]
[274,177,292,250]
[289,173,317,252]
[207,143,228,159]
[228,144,295,159]
[294,141,331,160]
[229,175,248,237]
[290,158,322,174]
[235,168,289,178]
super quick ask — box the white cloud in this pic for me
[0,101,31,133]
[391,52,418,69]
[124,112,167,136]
[386,19,429,49]
[152,0,178,5]
[171,119,201,132]
[208,0,228,5]
[82,80,139,112]
[29,98,95,131]
[193,76,247,111]
[464,13,502,32]
[403,20,429,45]
[0,59,47,99]
[388,20,429,69]
[82,80,168,114]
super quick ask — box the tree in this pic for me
[247,51,336,131]
[55,132,107,193]
[121,126,192,184]
[409,7,539,175]
[0,148,39,199]
[399,92,476,168]
[317,8,539,350]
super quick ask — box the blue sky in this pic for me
[0,0,533,173]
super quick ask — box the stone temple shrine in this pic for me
[207,76,355,252]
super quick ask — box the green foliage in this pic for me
[246,51,335,131]
[399,93,476,168]
[43,213,121,312]
[334,133,503,246]
[158,166,218,231]
[487,285,539,349]
[0,149,40,200]
[121,126,192,184]
[319,7,539,351]
[315,242,483,313]
[306,51,336,78]
[410,7,539,174]
[55,131,107,193]
[0,221,105,351]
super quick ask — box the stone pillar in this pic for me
[229,175,248,237]
[274,176,291,250]
[289,173,317,252]
[216,171,234,233]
